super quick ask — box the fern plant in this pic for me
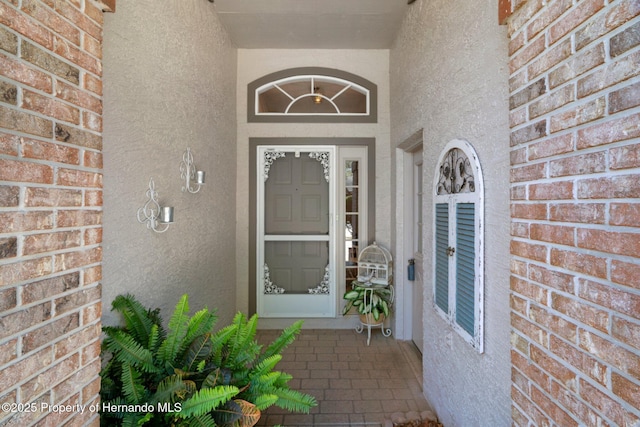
[100,293,316,427]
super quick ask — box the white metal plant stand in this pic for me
[352,242,394,345]
[354,283,394,345]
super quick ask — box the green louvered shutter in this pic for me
[455,203,475,335]
[435,203,449,313]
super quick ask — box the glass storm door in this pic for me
[257,146,336,317]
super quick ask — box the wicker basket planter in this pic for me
[359,313,386,326]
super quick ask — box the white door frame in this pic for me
[394,130,424,342]
[257,145,337,318]
[250,138,375,329]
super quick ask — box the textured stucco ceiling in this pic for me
[212,0,409,49]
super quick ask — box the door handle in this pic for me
[446,247,455,257]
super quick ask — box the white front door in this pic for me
[257,146,337,317]
[412,148,425,351]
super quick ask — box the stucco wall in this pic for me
[235,49,391,326]
[102,0,238,325]
[390,0,512,425]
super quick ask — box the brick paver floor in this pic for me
[256,328,431,426]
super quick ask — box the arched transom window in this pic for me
[248,67,377,123]
[257,75,369,116]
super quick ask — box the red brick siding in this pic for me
[0,1,103,425]
[508,0,640,425]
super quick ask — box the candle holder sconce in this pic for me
[137,178,174,233]
[180,147,205,193]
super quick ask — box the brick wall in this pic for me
[507,0,640,425]
[0,0,104,425]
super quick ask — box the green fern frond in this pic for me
[273,372,293,388]
[174,308,217,365]
[102,325,123,336]
[105,329,160,373]
[178,385,240,418]
[253,394,278,410]
[272,387,317,413]
[259,319,303,363]
[234,340,261,370]
[121,362,147,404]
[226,313,260,368]
[158,294,191,365]
[249,354,282,380]
[242,371,281,402]
[111,294,157,348]
[209,324,236,366]
[226,313,248,363]
[147,324,161,354]
[231,367,250,388]
[148,307,165,333]
[243,314,259,343]
[255,372,281,390]
[184,308,217,345]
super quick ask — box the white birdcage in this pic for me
[356,242,393,286]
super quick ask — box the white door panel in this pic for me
[257,146,336,318]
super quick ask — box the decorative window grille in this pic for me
[256,75,369,116]
[247,67,377,123]
[433,139,484,353]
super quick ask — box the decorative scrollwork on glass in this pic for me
[436,148,475,195]
[264,151,286,181]
[308,265,331,294]
[309,151,330,182]
[263,264,285,294]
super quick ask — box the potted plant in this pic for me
[100,293,316,427]
[342,282,393,325]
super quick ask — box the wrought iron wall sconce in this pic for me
[180,147,205,193]
[137,178,174,233]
